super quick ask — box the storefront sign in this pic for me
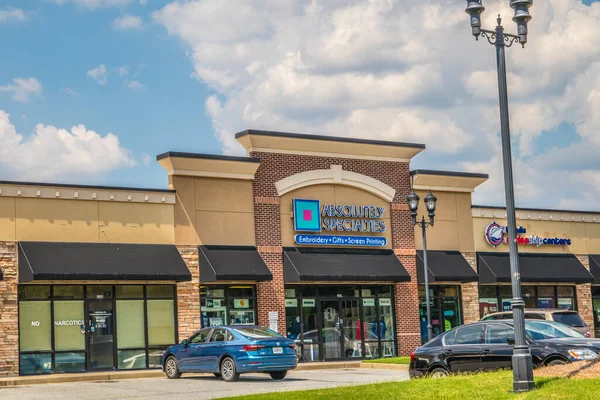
[54,320,85,326]
[295,234,387,247]
[484,222,572,248]
[209,317,223,327]
[302,299,316,307]
[285,299,298,307]
[379,298,391,307]
[233,299,249,309]
[362,298,375,307]
[293,199,386,233]
[205,299,222,308]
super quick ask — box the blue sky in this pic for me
[1,0,600,210]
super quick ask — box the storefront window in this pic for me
[147,300,175,346]
[117,349,147,370]
[419,286,462,343]
[479,285,576,317]
[54,301,85,351]
[200,285,256,328]
[19,285,177,375]
[116,300,145,348]
[20,301,52,352]
[55,352,86,373]
[116,286,144,298]
[20,354,52,375]
[284,285,394,362]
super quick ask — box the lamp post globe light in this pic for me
[407,190,437,343]
[465,0,535,393]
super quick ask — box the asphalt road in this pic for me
[0,368,409,400]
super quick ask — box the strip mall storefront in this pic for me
[1,129,600,377]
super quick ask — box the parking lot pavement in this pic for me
[0,368,409,400]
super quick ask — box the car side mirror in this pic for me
[181,339,189,347]
[507,337,515,346]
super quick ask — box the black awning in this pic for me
[478,252,594,284]
[590,255,600,285]
[198,246,272,282]
[18,242,191,282]
[283,247,411,282]
[416,250,478,284]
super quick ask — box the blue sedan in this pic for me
[161,326,298,382]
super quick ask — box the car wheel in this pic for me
[220,357,240,382]
[429,367,449,379]
[546,359,567,366]
[269,371,287,380]
[213,373,222,378]
[164,356,181,379]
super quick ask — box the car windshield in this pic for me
[234,327,281,338]
[552,312,586,328]
[525,320,585,340]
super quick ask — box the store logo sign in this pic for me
[484,222,505,247]
[293,199,321,232]
[484,222,572,247]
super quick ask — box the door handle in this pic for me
[481,349,491,355]
[443,350,452,355]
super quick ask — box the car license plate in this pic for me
[273,347,283,354]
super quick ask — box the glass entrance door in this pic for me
[320,300,342,360]
[320,299,363,360]
[88,300,114,370]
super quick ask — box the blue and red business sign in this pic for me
[484,221,572,248]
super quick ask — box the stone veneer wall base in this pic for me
[0,242,19,376]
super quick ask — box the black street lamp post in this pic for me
[465,0,535,393]
[407,190,437,343]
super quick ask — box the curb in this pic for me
[0,361,362,387]
[360,363,409,371]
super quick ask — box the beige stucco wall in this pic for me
[414,190,475,252]
[0,197,174,244]
[171,176,255,245]
[474,217,600,254]
[279,184,391,248]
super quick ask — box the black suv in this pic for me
[409,320,600,378]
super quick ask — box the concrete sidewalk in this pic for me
[0,361,362,387]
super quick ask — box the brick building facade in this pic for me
[1,129,600,377]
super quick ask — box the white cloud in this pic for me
[118,65,129,77]
[0,78,42,102]
[86,64,108,85]
[0,7,27,22]
[61,88,80,97]
[139,0,147,5]
[126,80,144,89]
[154,0,600,210]
[112,15,142,31]
[51,0,133,9]
[0,110,134,180]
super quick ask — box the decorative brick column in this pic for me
[254,196,287,335]
[461,252,480,324]
[0,242,19,376]
[576,255,594,337]
[394,253,421,355]
[176,245,201,341]
[391,202,421,356]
